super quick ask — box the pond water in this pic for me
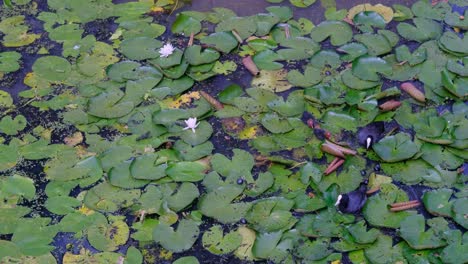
[0,0,467,264]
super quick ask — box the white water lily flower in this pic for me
[183,117,200,133]
[159,43,176,58]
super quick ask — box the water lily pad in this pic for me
[352,56,392,81]
[88,89,134,118]
[32,56,71,82]
[202,225,242,255]
[277,37,320,60]
[185,45,220,66]
[172,13,201,35]
[373,133,419,162]
[253,50,283,70]
[397,18,442,43]
[354,33,393,56]
[347,220,379,244]
[173,256,200,264]
[120,37,162,60]
[45,196,80,215]
[109,160,150,189]
[451,198,467,229]
[251,69,292,92]
[87,218,129,252]
[310,21,353,46]
[337,42,368,62]
[261,113,293,134]
[353,11,386,33]
[199,186,252,223]
[439,31,468,56]
[395,45,426,66]
[153,219,200,253]
[411,1,450,21]
[0,174,35,200]
[0,51,21,74]
[445,10,468,30]
[348,4,394,23]
[0,115,26,135]
[201,32,238,53]
[341,69,381,90]
[166,161,206,182]
[215,16,257,40]
[399,215,447,249]
[447,57,468,77]
[245,197,295,233]
[364,235,406,264]
[422,188,454,217]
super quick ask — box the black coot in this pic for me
[335,181,368,214]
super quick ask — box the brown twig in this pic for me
[401,82,426,103]
[242,56,260,76]
[231,30,243,43]
[200,91,224,110]
[379,100,401,112]
[188,32,194,46]
[390,200,420,212]
[366,186,380,195]
[321,143,345,158]
[324,158,345,175]
[325,140,357,155]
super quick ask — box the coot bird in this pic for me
[335,181,368,214]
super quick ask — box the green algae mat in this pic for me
[0,0,467,263]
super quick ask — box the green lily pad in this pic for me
[87,217,129,252]
[397,18,442,43]
[277,37,320,60]
[310,21,353,46]
[452,198,468,229]
[352,56,392,81]
[288,65,323,87]
[215,16,257,40]
[109,160,150,189]
[0,51,21,74]
[395,44,426,66]
[399,215,447,249]
[261,113,293,134]
[0,174,35,200]
[84,182,141,212]
[166,161,206,182]
[364,235,406,264]
[149,48,184,69]
[347,220,379,244]
[45,196,81,215]
[265,6,292,22]
[202,225,242,255]
[120,37,162,60]
[254,13,281,36]
[445,10,468,30]
[372,133,419,162]
[439,31,468,56]
[87,89,134,118]
[199,186,252,223]
[173,256,200,264]
[337,42,368,61]
[341,69,381,90]
[201,32,238,53]
[251,69,292,92]
[411,1,450,21]
[32,56,71,82]
[172,13,201,35]
[353,11,386,33]
[185,45,220,66]
[363,188,414,229]
[447,57,468,77]
[422,188,454,217]
[11,218,57,256]
[354,33,393,56]
[0,115,26,135]
[245,197,295,233]
[153,219,200,253]
[253,50,283,70]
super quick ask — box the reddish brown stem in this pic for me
[379,100,401,112]
[324,158,344,175]
[366,187,380,195]
[242,56,260,76]
[188,32,194,46]
[321,143,345,158]
[401,82,426,103]
[200,91,224,110]
[390,200,420,208]
[325,140,357,155]
[390,202,421,212]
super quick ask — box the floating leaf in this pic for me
[185,45,220,66]
[397,18,442,43]
[153,219,200,253]
[251,69,292,92]
[88,89,134,118]
[32,56,71,82]
[0,115,27,135]
[310,21,353,46]
[352,56,392,81]
[199,186,252,223]
[422,188,454,217]
[201,32,238,53]
[202,225,242,255]
[399,215,447,249]
[373,133,419,162]
[120,37,162,60]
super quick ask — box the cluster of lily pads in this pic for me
[0,0,467,263]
